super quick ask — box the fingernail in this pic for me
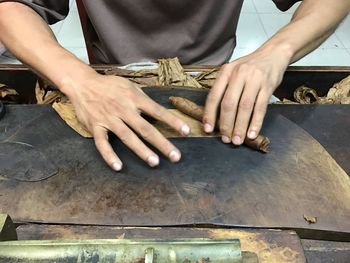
[169,150,181,162]
[112,161,122,171]
[147,155,159,167]
[204,123,213,133]
[248,130,257,139]
[221,135,231,143]
[181,124,190,136]
[232,135,241,145]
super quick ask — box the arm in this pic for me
[0,2,190,170]
[203,0,350,145]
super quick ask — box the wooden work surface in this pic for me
[16,224,306,263]
[0,88,349,241]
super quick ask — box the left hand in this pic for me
[203,46,291,145]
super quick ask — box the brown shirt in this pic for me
[1,0,301,65]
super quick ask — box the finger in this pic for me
[247,89,269,139]
[232,77,261,145]
[219,73,246,143]
[108,117,160,167]
[93,125,123,172]
[203,64,231,133]
[126,115,182,163]
[139,96,191,136]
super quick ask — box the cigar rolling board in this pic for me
[1,65,350,262]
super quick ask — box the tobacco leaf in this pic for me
[326,75,350,104]
[158,58,203,89]
[0,83,18,98]
[293,86,319,104]
[35,79,64,104]
[104,67,158,78]
[52,101,92,138]
[281,75,350,104]
[195,68,219,81]
[129,76,159,87]
[303,214,317,224]
[104,58,213,89]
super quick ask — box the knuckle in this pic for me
[239,98,254,111]
[94,137,104,148]
[255,103,267,115]
[207,91,220,104]
[118,128,133,143]
[221,63,231,72]
[253,68,264,78]
[139,124,154,139]
[237,63,249,74]
[220,124,231,134]
[221,98,236,112]
[152,106,167,119]
[233,128,245,137]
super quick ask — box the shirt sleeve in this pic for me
[272,0,303,11]
[0,0,69,24]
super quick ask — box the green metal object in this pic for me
[0,238,242,263]
[0,214,17,241]
[0,214,242,262]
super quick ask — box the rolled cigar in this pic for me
[169,96,270,153]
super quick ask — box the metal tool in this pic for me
[0,101,5,120]
[0,214,242,262]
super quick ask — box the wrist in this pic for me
[259,38,295,65]
[50,52,99,100]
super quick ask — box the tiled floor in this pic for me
[1,0,349,66]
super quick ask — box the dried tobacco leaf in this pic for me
[303,214,317,224]
[104,58,215,89]
[52,101,92,138]
[293,86,319,104]
[195,68,219,81]
[158,58,203,88]
[280,75,350,104]
[35,79,64,104]
[326,75,350,104]
[0,83,18,98]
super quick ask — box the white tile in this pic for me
[65,47,89,64]
[318,34,344,49]
[253,0,281,14]
[259,13,292,37]
[236,14,268,49]
[71,1,78,12]
[260,13,344,49]
[0,55,21,64]
[56,10,86,48]
[230,48,255,61]
[284,2,301,14]
[253,0,301,14]
[335,15,350,48]
[241,0,256,13]
[50,20,64,36]
[292,48,350,66]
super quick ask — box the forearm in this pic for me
[0,2,96,98]
[258,0,350,64]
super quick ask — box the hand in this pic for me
[203,46,291,145]
[68,74,190,171]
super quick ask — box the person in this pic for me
[0,1,349,171]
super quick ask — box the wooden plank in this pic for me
[301,239,350,263]
[16,225,306,263]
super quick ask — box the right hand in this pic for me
[66,73,190,171]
